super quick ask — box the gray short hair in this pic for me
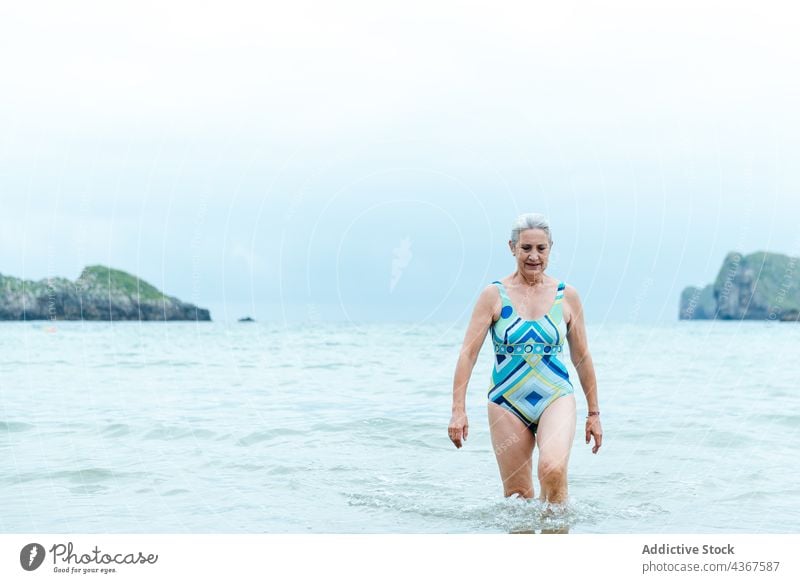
[510,213,553,246]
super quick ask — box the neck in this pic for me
[515,271,544,286]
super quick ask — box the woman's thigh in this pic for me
[487,402,536,495]
[535,393,577,477]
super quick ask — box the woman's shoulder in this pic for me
[476,282,503,304]
[473,283,503,323]
[561,283,583,309]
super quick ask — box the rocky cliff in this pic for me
[0,265,211,321]
[679,251,799,321]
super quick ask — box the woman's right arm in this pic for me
[448,285,498,448]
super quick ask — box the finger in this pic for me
[585,425,590,444]
[593,431,602,454]
[463,423,469,441]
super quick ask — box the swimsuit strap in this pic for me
[491,281,511,304]
[490,282,513,343]
[547,281,567,324]
[554,281,566,305]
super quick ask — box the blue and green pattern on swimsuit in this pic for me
[487,280,574,434]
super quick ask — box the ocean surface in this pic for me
[1,319,798,534]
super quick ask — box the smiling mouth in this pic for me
[526,263,540,267]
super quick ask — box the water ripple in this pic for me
[0,421,34,433]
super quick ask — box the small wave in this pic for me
[719,490,786,502]
[302,362,351,370]
[359,417,438,431]
[0,421,34,433]
[749,413,799,427]
[101,423,131,437]
[619,430,676,439]
[236,428,304,446]
[69,484,108,495]
[5,467,144,485]
[309,422,346,432]
[225,463,264,472]
[144,426,217,440]
[162,488,191,496]
[53,468,119,483]
[401,438,440,450]
[617,501,669,519]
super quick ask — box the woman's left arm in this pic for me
[564,285,603,454]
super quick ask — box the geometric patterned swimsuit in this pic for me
[487,280,574,435]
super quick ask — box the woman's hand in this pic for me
[448,410,469,448]
[585,416,603,454]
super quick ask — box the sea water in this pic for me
[1,319,798,533]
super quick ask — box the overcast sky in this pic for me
[1,1,798,323]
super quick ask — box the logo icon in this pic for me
[20,543,46,571]
[390,237,413,293]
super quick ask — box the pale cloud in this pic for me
[231,242,264,275]
[4,0,796,136]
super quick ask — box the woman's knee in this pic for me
[501,474,534,498]
[538,458,568,485]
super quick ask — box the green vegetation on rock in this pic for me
[0,265,210,321]
[681,250,799,320]
[78,265,168,301]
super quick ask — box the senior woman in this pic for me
[448,213,602,504]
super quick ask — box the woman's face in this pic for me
[509,228,551,276]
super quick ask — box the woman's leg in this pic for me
[487,402,536,498]
[535,393,576,504]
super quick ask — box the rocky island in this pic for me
[0,265,211,321]
[680,251,799,321]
